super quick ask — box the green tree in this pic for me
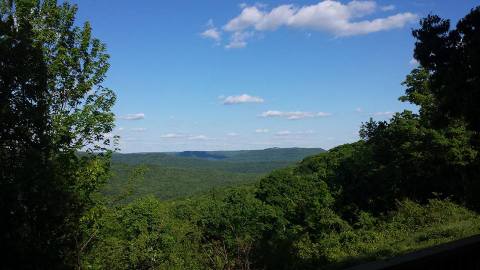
[0,0,116,267]
[196,189,277,270]
[0,6,64,268]
[412,6,480,132]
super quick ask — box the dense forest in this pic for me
[1,0,480,269]
[107,148,325,200]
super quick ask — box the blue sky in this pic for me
[72,0,478,152]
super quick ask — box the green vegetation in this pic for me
[173,147,326,162]
[109,154,294,174]
[83,193,480,270]
[112,148,325,173]
[106,163,261,200]
[107,148,325,200]
[1,1,480,269]
[1,0,115,268]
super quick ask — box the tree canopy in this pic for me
[0,0,116,267]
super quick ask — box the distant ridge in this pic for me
[113,147,326,164]
[111,147,325,175]
[176,151,227,160]
[173,147,326,163]
[108,147,326,200]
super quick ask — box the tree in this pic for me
[412,6,480,132]
[0,6,64,268]
[197,189,278,270]
[0,0,116,267]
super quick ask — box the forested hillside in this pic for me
[87,155,480,269]
[173,147,326,162]
[107,148,325,200]
[112,152,292,173]
[105,163,260,200]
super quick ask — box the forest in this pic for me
[106,148,325,200]
[1,0,480,269]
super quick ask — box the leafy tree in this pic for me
[0,6,65,268]
[255,168,349,269]
[82,196,203,270]
[0,0,116,267]
[412,6,480,132]
[197,189,278,270]
[338,6,480,211]
[359,112,477,209]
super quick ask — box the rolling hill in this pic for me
[107,147,325,200]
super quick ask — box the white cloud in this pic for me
[227,132,239,136]
[224,6,264,32]
[201,28,221,41]
[409,58,419,66]
[316,112,332,117]
[355,107,364,113]
[219,1,417,48]
[275,130,293,136]
[201,19,222,43]
[225,31,254,49]
[160,133,185,139]
[255,128,269,133]
[131,128,146,132]
[160,133,211,140]
[260,110,331,120]
[188,135,209,140]
[275,130,315,136]
[118,113,145,120]
[117,127,125,131]
[372,111,394,116]
[381,4,396,11]
[222,94,264,105]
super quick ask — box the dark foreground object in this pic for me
[347,235,480,270]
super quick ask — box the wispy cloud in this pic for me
[275,130,315,136]
[222,94,264,105]
[131,127,146,132]
[225,31,254,49]
[214,1,417,48]
[160,133,186,139]
[409,58,419,66]
[227,132,239,136]
[372,111,394,116]
[160,133,211,140]
[381,4,396,11]
[201,19,221,42]
[118,113,145,120]
[275,130,293,136]
[188,135,209,140]
[255,128,269,133]
[260,110,331,120]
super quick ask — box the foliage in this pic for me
[105,163,262,201]
[111,148,325,173]
[412,7,480,132]
[0,6,66,268]
[82,196,204,270]
[83,189,480,270]
[105,148,325,201]
[0,0,116,267]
